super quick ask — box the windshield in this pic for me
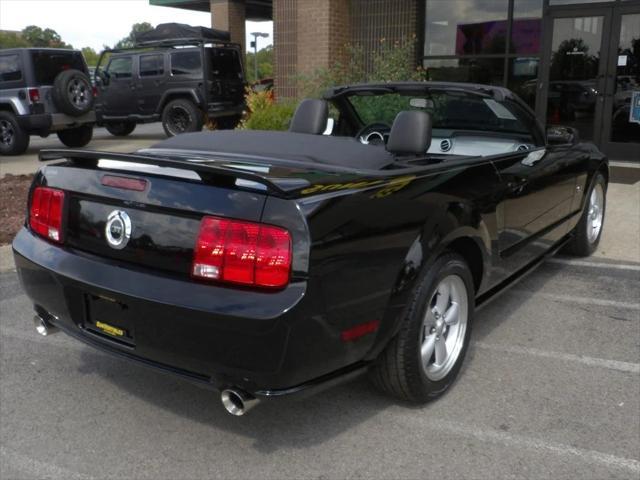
[347,91,534,136]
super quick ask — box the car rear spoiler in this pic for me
[38,149,294,197]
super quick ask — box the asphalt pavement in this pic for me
[1,254,639,479]
[0,123,167,177]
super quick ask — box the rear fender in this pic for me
[365,204,491,361]
[157,89,203,113]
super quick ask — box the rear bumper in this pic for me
[16,111,96,132]
[12,228,369,398]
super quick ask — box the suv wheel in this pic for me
[52,69,94,117]
[56,125,93,148]
[161,99,204,137]
[105,121,136,137]
[0,111,29,156]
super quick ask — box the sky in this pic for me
[0,0,273,52]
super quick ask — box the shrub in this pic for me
[240,89,296,131]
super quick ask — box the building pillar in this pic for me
[210,0,246,53]
[274,0,350,100]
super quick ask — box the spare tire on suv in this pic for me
[52,69,94,116]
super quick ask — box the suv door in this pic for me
[207,47,244,107]
[99,56,134,117]
[136,53,166,116]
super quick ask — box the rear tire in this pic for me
[0,111,29,155]
[56,125,93,148]
[105,121,136,137]
[563,173,607,257]
[369,252,474,402]
[161,99,203,137]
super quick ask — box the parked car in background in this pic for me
[13,82,608,415]
[0,48,95,155]
[94,23,246,138]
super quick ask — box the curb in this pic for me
[0,244,15,273]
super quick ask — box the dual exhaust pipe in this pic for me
[34,313,258,416]
[34,314,59,336]
[220,388,259,416]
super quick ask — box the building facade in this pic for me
[154,0,639,161]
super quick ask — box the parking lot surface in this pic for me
[1,251,639,479]
[0,123,167,177]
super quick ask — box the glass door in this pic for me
[539,2,640,161]
[538,7,613,144]
[600,7,640,160]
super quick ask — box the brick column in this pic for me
[211,0,246,54]
[274,0,351,100]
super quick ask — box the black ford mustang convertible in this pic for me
[13,82,608,415]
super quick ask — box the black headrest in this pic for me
[386,111,432,156]
[289,99,328,135]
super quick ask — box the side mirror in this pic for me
[547,126,579,146]
[323,117,335,135]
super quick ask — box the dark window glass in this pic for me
[512,0,543,54]
[549,0,610,4]
[171,51,202,76]
[508,57,539,109]
[139,54,164,77]
[30,50,85,85]
[106,57,133,79]
[0,54,22,82]
[424,0,509,56]
[208,48,242,80]
[424,57,505,86]
[610,13,640,144]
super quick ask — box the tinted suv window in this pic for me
[30,50,85,85]
[208,48,242,80]
[171,51,201,75]
[139,54,164,77]
[0,54,22,82]
[107,57,133,79]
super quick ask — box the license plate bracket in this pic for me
[84,294,136,347]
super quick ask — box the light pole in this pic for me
[250,31,269,82]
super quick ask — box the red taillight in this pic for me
[101,175,147,191]
[192,216,292,289]
[28,88,40,103]
[92,85,98,97]
[29,187,65,243]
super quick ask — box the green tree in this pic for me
[81,47,100,66]
[245,45,274,83]
[0,31,30,48]
[21,25,72,48]
[114,22,154,49]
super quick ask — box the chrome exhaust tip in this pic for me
[220,389,259,416]
[33,314,59,336]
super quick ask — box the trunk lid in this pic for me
[37,152,270,278]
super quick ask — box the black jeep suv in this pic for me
[94,23,246,137]
[0,48,95,155]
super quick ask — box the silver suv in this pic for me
[0,48,96,155]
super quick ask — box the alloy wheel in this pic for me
[420,274,469,381]
[0,119,14,146]
[587,183,604,243]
